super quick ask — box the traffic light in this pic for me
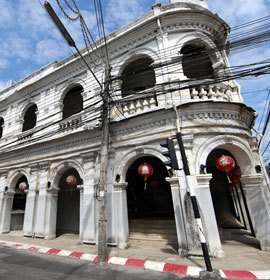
[160,138,179,170]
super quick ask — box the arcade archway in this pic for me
[126,156,177,246]
[56,168,81,236]
[206,148,256,246]
[126,156,174,218]
[10,175,28,231]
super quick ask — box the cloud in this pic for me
[0,0,15,28]
[16,0,55,39]
[0,80,6,91]
[2,33,32,60]
[104,0,148,31]
[209,0,268,26]
[32,39,70,64]
[0,58,9,70]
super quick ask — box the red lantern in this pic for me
[66,175,77,187]
[227,182,235,192]
[18,182,27,192]
[215,155,235,172]
[138,163,154,190]
[229,166,242,183]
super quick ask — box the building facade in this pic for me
[0,0,270,257]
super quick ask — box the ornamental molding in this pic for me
[181,110,252,127]
[111,117,170,137]
[0,132,101,166]
[0,104,254,166]
[109,30,156,58]
[109,19,223,59]
[1,67,87,108]
[110,108,252,139]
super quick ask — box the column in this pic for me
[0,190,14,233]
[113,182,129,249]
[34,167,56,239]
[195,174,224,258]
[80,155,96,244]
[241,174,270,251]
[43,187,58,239]
[166,176,189,255]
[23,165,39,236]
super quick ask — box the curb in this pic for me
[0,240,269,279]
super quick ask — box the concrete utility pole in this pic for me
[98,64,111,263]
[44,0,111,263]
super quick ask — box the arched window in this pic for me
[22,104,37,132]
[181,44,214,79]
[63,85,83,119]
[0,117,4,139]
[121,56,156,96]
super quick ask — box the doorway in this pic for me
[206,149,257,247]
[207,149,243,228]
[56,168,81,236]
[10,175,28,231]
[126,156,177,247]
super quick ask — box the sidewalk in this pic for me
[0,229,270,279]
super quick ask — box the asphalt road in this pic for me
[0,245,193,280]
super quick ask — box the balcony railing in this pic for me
[59,114,82,132]
[18,130,34,142]
[121,95,158,117]
[189,83,239,101]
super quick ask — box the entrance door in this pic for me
[56,168,80,236]
[126,156,177,247]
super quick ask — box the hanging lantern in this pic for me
[226,182,235,192]
[138,163,154,190]
[215,155,235,172]
[18,182,28,192]
[66,175,77,187]
[229,166,242,183]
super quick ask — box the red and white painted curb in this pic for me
[0,240,269,279]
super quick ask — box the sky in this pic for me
[0,0,269,162]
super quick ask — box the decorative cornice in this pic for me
[109,18,225,59]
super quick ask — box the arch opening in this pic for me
[207,149,243,229]
[62,85,83,119]
[22,104,37,132]
[121,56,156,97]
[56,168,81,236]
[126,156,173,218]
[181,44,214,79]
[0,117,4,138]
[126,156,178,249]
[10,175,28,231]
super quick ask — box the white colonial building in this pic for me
[0,0,270,257]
